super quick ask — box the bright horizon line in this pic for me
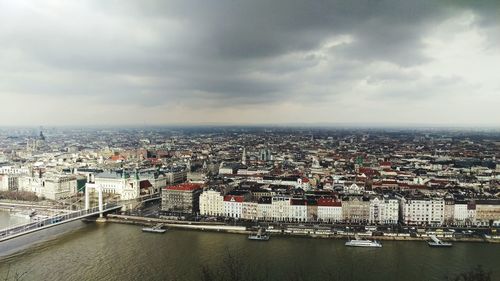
[1,121,499,129]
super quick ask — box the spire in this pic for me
[39,126,45,141]
[241,147,246,165]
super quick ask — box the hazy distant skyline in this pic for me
[1,1,500,126]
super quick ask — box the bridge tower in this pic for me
[84,183,104,219]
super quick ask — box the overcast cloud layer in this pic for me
[1,0,499,126]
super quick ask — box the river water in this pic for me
[0,210,30,229]
[0,212,498,281]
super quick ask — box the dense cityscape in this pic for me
[1,127,499,236]
[2,0,500,280]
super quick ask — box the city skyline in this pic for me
[1,1,500,126]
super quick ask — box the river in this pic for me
[0,210,30,229]
[0,212,498,281]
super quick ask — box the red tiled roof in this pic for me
[224,195,244,202]
[140,180,152,189]
[164,183,202,191]
[317,198,342,207]
[291,199,307,205]
[110,155,125,161]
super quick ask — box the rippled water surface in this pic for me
[0,221,498,281]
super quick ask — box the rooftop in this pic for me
[164,183,202,191]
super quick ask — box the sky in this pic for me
[0,0,499,127]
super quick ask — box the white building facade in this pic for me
[223,195,244,218]
[369,197,399,225]
[317,198,343,222]
[402,197,444,226]
[199,189,224,216]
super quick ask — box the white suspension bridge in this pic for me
[0,184,159,243]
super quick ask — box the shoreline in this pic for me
[105,214,500,244]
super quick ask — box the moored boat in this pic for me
[248,228,270,241]
[345,235,382,248]
[428,235,452,247]
[142,223,167,233]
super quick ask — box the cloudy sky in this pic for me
[1,1,499,126]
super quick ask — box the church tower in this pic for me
[241,147,246,165]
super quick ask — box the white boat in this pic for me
[248,228,270,241]
[142,223,167,233]
[345,235,382,248]
[428,235,452,247]
[11,209,37,219]
[31,215,50,222]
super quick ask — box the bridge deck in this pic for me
[0,204,122,242]
[0,194,159,243]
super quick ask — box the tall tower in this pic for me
[39,126,46,141]
[241,147,246,165]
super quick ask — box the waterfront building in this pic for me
[93,172,142,200]
[271,195,291,221]
[342,196,370,223]
[443,195,455,225]
[401,197,444,226]
[0,174,19,191]
[199,189,224,216]
[453,200,476,226]
[369,197,399,225]
[317,198,343,223]
[223,191,250,219]
[241,201,258,220]
[15,173,77,200]
[161,183,203,214]
[475,200,500,226]
[36,175,78,200]
[289,199,308,222]
[306,199,318,221]
[257,197,272,220]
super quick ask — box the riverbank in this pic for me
[2,222,499,281]
[105,214,500,243]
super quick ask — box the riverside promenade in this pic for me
[105,214,500,243]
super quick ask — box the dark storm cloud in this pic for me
[0,0,499,125]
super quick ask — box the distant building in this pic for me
[242,201,258,220]
[453,200,476,226]
[342,196,370,223]
[223,191,251,219]
[401,197,444,226]
[164,166,188,185]
[199,189,224,216]
[271,195,291,222]
[317,198,343,223]
[344,183,364,194]
[161,183,203,214]
[369,197,399,225]
[257,197,272,220]
[475,200,500,226]
[17,174,77,200]
[93,172,143,200]
[289,198,308,222]
[259,148,272,161]
[0,175,19,191]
